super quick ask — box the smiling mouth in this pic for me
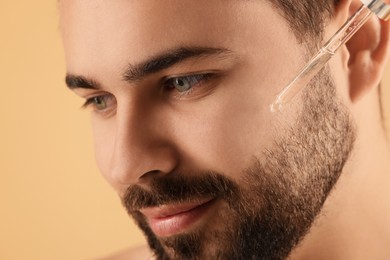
[139,198,216,237]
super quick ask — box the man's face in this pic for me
[61,0,355,259]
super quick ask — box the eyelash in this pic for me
[82,73,214,111]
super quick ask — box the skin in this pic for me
[60,0,390,259]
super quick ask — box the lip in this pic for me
[139,198,215,237]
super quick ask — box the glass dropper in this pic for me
[271,0,390,112]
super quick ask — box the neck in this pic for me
[290,91,390,259]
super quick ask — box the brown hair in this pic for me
[268,0,340,45]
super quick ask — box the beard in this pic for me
[122,69,356,260]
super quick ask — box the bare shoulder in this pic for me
[99,245,155,260]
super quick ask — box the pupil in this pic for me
[177,79,185,86]
[94,97,106,109]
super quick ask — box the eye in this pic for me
[90,96,107,110]
[164,74,212,96]
[173,77,193,92]
[83,94,116,113]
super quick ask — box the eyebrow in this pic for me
[65,46,233,90]
[123,46,233,82]
[65,74,100,90]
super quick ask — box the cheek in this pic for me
[172,52,305,179]
[173,78,279,179]
[91,116,117,185]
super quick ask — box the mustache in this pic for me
[122,172,239,212]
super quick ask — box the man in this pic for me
[60,0,390,259]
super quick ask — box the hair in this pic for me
[267,0,340,46]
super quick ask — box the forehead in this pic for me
[60,0,294,78]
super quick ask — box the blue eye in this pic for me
[165,74,210,94]
[173,77,193,92]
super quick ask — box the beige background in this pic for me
[0,1,389,259]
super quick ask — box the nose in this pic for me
[108,104,179,186]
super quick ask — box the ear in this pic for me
[331,0,390,102]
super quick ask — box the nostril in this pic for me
[139,170,164,181]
